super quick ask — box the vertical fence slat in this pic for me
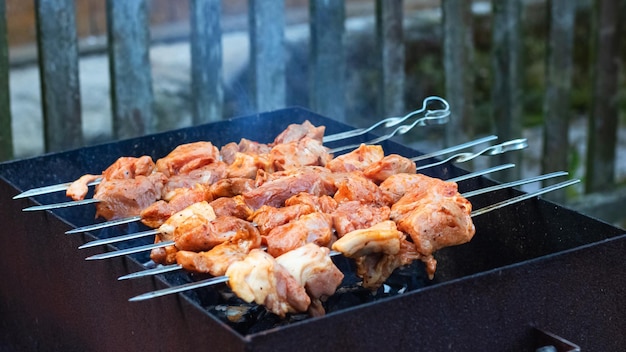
[248,0,285,112]
[491,0,523,181]
[0,0,12,161]
[376,0,404,118]
[442,0,474,146]
[190,0,223,124]
[309,0,345,122]
[585,0,623,192]
[35,0,83,152]
[541,0,575,199]
[107,0,154,139]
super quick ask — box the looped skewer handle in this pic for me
[415,138,528,171]
[323,96,450,143]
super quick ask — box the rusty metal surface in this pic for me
[0,107,624,351]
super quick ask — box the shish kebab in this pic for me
[80,140,533,281]
[14,95,451,201]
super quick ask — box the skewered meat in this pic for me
[379,173,434,204]
[155,141,220,177]
[284,192,338,213]
[209,195,253,219]
[140,184,213,228]
[94,172,167,220]
[272,120,325,144]
[175,218,262,276]
[226,249,311,318]
[269,137,332,171]
[66,174,101,200]
[250,203,316,236]
[160,162,227,198]
[354,237,422,290]
[333,171,393,207]
[332,220,402,258]
[362,154,417,184]
[326,144,384,173]
[243,166,336,210]
[225,152,271,179]
[263,212,334,257]
[331,201,391,238]
[209,178,256,199]
[220,138,271,165]
[275,243,344,317]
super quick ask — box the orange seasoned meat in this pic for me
[331,201,391,238]
[226,249,311,318]
[379,173,433,204]
[269,137,332,171]
[66,174,101,201]
[155,141,220,177]
[272,120,325,145]
[209,195,253,219]
[94,172,167,220]
[209,177,256,199]
[326,144,384,173]
[174,215,258,252]
[284,193,338,214]
[161,162,228,197]
[220,138,271,165]
[263,212,333,257]
[249,203,316,236]
[243,167,336,210]
[362,154,416,184]
[175,219,262,276]
[140,184,213,228]
[102,155,156,180]
[333,171,392,207]
[225,152,271,179]
[332,220,403,258]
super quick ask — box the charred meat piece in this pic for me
[226,249,311,318]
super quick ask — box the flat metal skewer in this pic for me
[116,171,569,280]
[126,178,581,302]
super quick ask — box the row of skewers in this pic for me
[15,97,577,318]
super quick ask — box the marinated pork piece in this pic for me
[151,201,217,264]
[174,215,258,252]
[140,184,213,228]
[272,120,325,145]
[331,220,402,257]
[243,167,337,210]
[362,154,417,184]
[333,171,393,207]
[390,176,475,278]
[249,203,315,236]
[275,243,344,317]
[269,137,332,171]
[226,249,311,318]
[220,138,271,165]
[161,162,228,198]
[155,141,220,177]
[284,192,338,214]
[331,201,391,238]
[209,177,256,199]
[264,212,334,257]
[175,218,262,275]
[225,152,271,179]
[66,174,100,200]
[209,195,253,219]
[326,144,384,173]
[379,173,433,204]
[94,172,167,220]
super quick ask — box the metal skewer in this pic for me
[127,177,580,302]
[117,171,569,280]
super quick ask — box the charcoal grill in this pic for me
[1,107,624,351]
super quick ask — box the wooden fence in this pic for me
[0,0,624,209]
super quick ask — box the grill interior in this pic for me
[1,107,624,351]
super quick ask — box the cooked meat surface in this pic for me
[209,195,253,219]
[284,193,338,213]
[209,177,256,199]
[264,212,333,257]
[272,120,325,145]
[379,173,433,204]
[362,154,416,184]
[331,201,390,238]
[66,174,101,201]
[140,184,212,228]
[94,172,167,220]
[269,137,332,171]
[161,162,227,198]
[226,249,311,318]
[155,141,220,177]
[333,171,392,207]
[332,220,403,258]
[326,144,384,173]
[249,203,316,236]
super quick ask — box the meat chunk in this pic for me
[220,138,271,165]
[269,137,332,171]
[331,220,402,258]
[354,238,422,290]
[93,172,167,220]
[140,184,212,228]
[174,215,258,252]
[209,178,256,199]
[102,155,156,180]
[249,203,315,237]
[264,212,334,257]
[225,152,271,179]
[284,192,338,214]
[161,162,228,198]
[226,249,311,318]
[66,174,100,201]
[326,144,384,173]
[333,171,392,207]
[379,173,433,204]
[155,141,220,177]
[362,154,416,184]
[272,120,325,145]
[275,243,344,317]
[209,195,253,219]
[331,201,391,238]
